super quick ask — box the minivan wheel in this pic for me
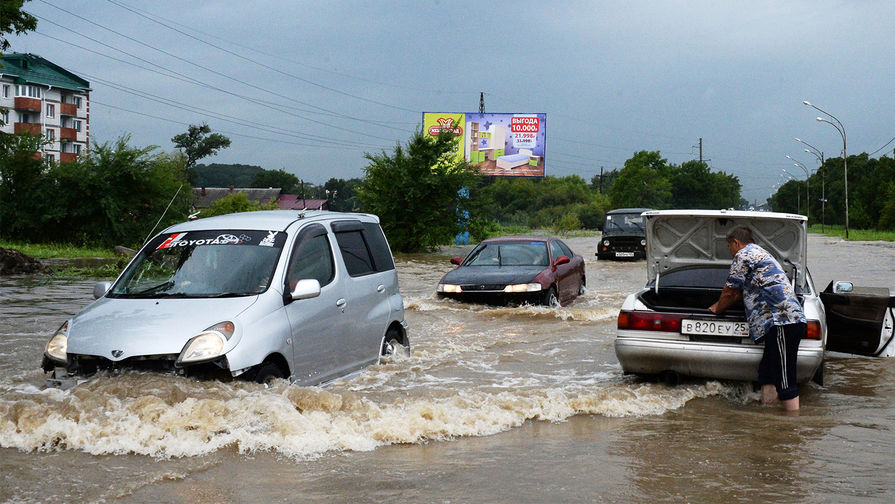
[250,361,285,386]
[812,360,824,386]
[381,328,407,358]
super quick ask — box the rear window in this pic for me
[332,220,395,277]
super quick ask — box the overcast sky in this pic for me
[7,0,895,203]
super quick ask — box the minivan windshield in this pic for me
[603,213,645,235]
[109,230,287,298]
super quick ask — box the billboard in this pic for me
[423,112,547,177]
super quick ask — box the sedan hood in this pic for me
[67,296,258,361]
[644,210,807,290]
[441,265,546,286]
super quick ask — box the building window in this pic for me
[74,144,81,155]
[2,85,8,98]
[46,129,55,141]
[15,85,41,98]
[47,154,55,162]
[74,120,81,132]
[46,103,55,118]
[74,96,82,108]
[1,110,8,124]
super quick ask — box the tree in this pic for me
[358,131,478,252]
[251,169,300,193]
[609,151,673,209]
[0,132,49,238]
[0,1,36,54]
[171,123,231,182]
[1,1,38,127]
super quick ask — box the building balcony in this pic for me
[14,122,42,135]
[60,152,77,163]
[59,127,77,140]
[60,103,77,116]
[13,97,41,112]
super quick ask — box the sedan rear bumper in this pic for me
[615,337,824,383]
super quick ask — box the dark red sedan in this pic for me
[436,236,586,306]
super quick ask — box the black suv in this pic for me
[596,208,653,260]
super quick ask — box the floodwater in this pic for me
[1,235,894,503]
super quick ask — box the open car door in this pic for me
[821,281,895,357]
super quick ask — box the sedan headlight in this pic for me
[603,239,610,246]
[177,321,235,365]
[44,321,69,364]
[437,283,463,293]
[504,283,542,293]
[640,239,647,246]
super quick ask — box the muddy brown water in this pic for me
[1,235,894,503]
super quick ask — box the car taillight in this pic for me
[617,311,684,332]
[805,320,822,340]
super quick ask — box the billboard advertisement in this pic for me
[423,112,547,177]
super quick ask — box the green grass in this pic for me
[807,224,895,242]
[0,241,117,258]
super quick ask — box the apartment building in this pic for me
[0,52,91,163]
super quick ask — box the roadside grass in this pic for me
[807,225,895,242]
[0,241,118,258]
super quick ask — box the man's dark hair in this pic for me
[726,226,754,244]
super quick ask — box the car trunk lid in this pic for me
[643,210,807,291]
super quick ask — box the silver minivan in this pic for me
[42,210,409,387]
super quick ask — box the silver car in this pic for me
[614,210,826,385]
[42,210,409,387]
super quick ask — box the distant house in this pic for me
[191,187,282,208]
[190,187,330,212]
[277,195,329,210]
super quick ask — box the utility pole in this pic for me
[699,138,703,163]
[599,166,604,193]
[479,92,485,113]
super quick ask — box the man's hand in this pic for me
[710,286,742,315]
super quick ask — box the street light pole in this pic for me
[796,138,825,232]
[803,101,848,239]
[786,155,810,224]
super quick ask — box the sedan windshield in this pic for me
[109,230,286,298]
[465,242,549,267]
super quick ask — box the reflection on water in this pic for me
[2,236,895,502]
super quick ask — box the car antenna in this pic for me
[144,184,183,244]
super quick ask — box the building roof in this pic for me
[277,195,329,210]
[0,53,90,92]
[191,187,282,208]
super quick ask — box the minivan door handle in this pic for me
[336,298,347,312]
[377,285,385,293]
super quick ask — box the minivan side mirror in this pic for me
[450,257,463,266]
[93,281,111,299]
[290,279,322,301]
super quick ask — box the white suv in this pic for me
[43,210,408,387]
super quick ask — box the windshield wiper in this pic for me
[134,280,174,295]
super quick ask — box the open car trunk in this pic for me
[821,281,895,357]
[638,287,746,319]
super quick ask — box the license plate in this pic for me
[615,251,635,257]
[682,319,749,338]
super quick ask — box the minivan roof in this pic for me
[606,208,655,215]
[162,210,379,234]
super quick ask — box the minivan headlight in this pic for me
[177,321,235,365]
[45,321,69,363]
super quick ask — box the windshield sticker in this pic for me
[157,232,188,249]
[259,231,277,247]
